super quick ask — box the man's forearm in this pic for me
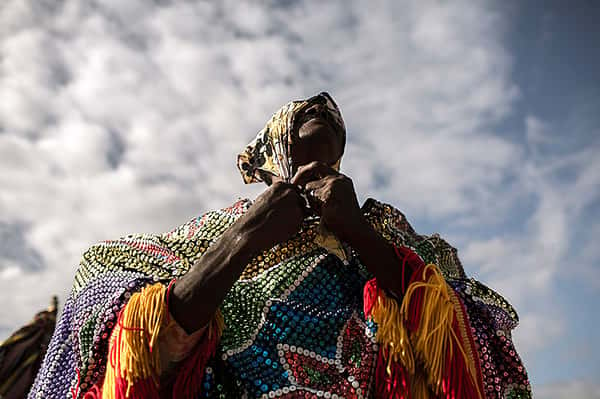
[344,217,410,297]
[169,182,306,334]
[169,221,258,334]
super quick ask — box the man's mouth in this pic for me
[304,114,326,124]
[301,112,335,132]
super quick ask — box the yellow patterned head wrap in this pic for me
[237,92,345,185]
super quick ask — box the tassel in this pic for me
[367,281,415,375]
[374,347,413,399]
[365,261,484,399]
[409,368,430,398]
[363,278,379,318]
[102,283,166,399]
[98,282,225,399]
[401,265,483,399]
[401,265,453,389]
[365,278,415,399]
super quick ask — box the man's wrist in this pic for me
[340,214,375,250]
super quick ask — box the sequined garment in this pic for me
[29,199,531,399]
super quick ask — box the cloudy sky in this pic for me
[1,0,598,397]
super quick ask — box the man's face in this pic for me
[290,102,345,175]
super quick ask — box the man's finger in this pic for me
[304,185,325,214]
[274,182,312,216]
[291,161,337,187]
[305,179,326,193]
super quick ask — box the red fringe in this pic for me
[455,291,486,397]
[115,376,159,399]
[375,347,412,399]
[171,318,221,399]
[365,245,425,399]
[363,278,379,317]
[365,245,484,399]
[404,263,426,333]
[435,314,482,399]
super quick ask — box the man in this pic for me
[29,93,531,399]
[0,297,57,399]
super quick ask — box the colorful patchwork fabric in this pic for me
[29,198,531,398]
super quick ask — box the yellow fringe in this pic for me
[370,264,482,398]
[410,368,432,399]
[403,264,456,391]
[370,287,415,374]
[102,283,167,399]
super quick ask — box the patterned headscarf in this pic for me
[237,92,345,185]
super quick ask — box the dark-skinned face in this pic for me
[290,102,345,176]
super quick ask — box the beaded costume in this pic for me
[29,93,531,399]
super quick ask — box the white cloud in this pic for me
[0,0,598,391]
[536,380,600,399]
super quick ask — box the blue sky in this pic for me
[1,1,598,397]
[498,1,599,388]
